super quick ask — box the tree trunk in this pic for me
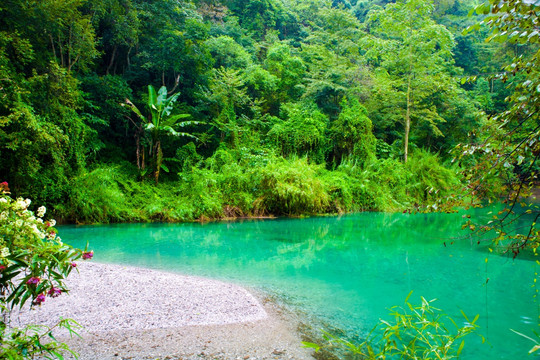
[68,54,80,73]
[49,34,57,61]
[135,128,141,170]
[68,25,72,70]
[106,45,118,75]
[127,46,132,69]
[404,75,411,163]
[155,141,162,184]
[58,34,64,67]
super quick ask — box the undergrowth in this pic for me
[53,148,461,224]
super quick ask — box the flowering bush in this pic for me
[0,182,91,358]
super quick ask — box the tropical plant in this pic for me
[125,85,199,183]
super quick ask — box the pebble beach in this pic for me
[12,262,314,360]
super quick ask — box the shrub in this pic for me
[338,150,460,212]
[0,182,90,359]
[56,165,133,224]
[259,157,330,215]
[406,149,460,204]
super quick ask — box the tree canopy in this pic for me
[0,0,519,222]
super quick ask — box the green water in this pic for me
[60,209,539,359]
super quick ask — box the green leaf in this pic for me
[148,85,158,111]
[157,86,168,108]
[404,290,413,303]
[301,342,321,352]
[510,329,539,343]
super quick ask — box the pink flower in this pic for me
[0,182,9,192]
[48,287,62,298]
[26,277,40,285]
[71,262,77,268]
[0,265,6,272]
[82,251,93,260]
[33,293,46,305]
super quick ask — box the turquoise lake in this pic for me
[60,209,539,359]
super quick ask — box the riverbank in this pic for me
[12,262,314,360]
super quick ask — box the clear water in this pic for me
[60,208,539,359]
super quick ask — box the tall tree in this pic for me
[363,0,455,162]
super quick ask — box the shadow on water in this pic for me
[60,206,539,360]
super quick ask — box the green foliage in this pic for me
[0,316,81,360]
[318,170,372,213]
[406,149,460,205]
[0,62,91,208]
[340,157,410,211]
[56,166,133,224]
[264,43,306,105]
[46,144,460,223]
[338,149,460,211]
[457,0,540,258]
[0,0,497,223]
[205,67,251,146]
[363,0,458,162]
[80,74,134,160]
[125,84,198,183]
[205,36,253,69]
[304,293,480,359]
[330,97,376,166]
[259,157,330,215]
[268,102,328,162]
[0,184,89,359]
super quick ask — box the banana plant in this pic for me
[125,85,199,183]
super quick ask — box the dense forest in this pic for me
[0,0,522,223]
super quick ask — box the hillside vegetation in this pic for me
[0,0,516,223]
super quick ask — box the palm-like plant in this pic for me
[125,85,198,183]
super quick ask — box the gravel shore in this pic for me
[12,262,314,360]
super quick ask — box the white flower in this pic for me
[15,198,26,210]
[37,206,46,218]
[0,247,9,258]
[15,219,23,227]
[0,198,7,203]
[24,199,31,207]
[0,211,7,221]
[36,218,43,224]
[49,219,56,227]
[31,224,43,238]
